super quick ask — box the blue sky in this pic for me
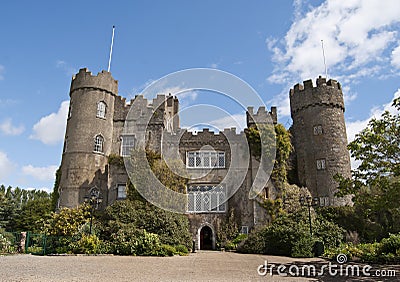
[0,0,399,192]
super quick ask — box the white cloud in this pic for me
[22,164,58,182]
[30,101,69,145]
[392,44,400,69]
[0,65,4,80]
[0,151,15,181]
[268,0,400,85]
[0,118,24,135]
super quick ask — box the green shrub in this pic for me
[324,233,400,263]
[159,244,176,256]
[135,230,162,256]
[101,199,192,250]
[237,227,266,254]
[238,210,344,257]
[109,227,162,256]
[70,234,102,254]
[26,246,43,254]
[291,235,315,258]
[0,231,14,253]
[232,234,247,245]
[174,244,189,255]
[379,233,400,255]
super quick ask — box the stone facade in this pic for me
[58,69,352,249]
[289,76,352,205]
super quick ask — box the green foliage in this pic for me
[0,229,14,254]
[336,97,400,242]
[100,197,192,249]
[236,226,266,254]
[44,205,90,236]
[258,198,283,221]
[379,233,400,255]
[109,227,163,256]
[69,234,102,254]
[108,154,125,167]
[324,233,400,263]
[150,158,188,193]
[174,244,189,255]
[245,124,292,190]
[215,208,239,249]
[14,197,53,233]
[238,210,345,257]
[318,206,384,243]
[291,235,315,258]
[272,124,293,187]
[159,244,176,256]
[0,185,52,232]
[223,233,248,251]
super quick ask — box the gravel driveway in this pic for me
[0,252,397,281]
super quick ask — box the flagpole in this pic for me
[108,25,115,72]
[321,39,327,78]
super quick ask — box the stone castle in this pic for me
[58,68,351,250]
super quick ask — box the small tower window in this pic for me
[313,125,323,135]
[94,135,104,153]
[316,159,326,170]
[117,184,127,199]
[240,226,249,235]
[96,101,107,118]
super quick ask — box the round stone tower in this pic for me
[58,68,118,208]
[289,76,351,206]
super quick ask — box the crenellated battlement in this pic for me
[246,106,277,128]
[289,76,345,116]
[70,68,118,96]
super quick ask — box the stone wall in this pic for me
[289,76,351,205]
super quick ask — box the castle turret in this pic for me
[289,76,351,206]
[246,106,277,128]
[59,68,118,208]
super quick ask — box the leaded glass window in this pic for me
[186,151,225,168]
[94,135,104,153]
[120,135,135,157]
[187,185,226,213]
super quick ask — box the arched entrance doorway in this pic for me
[200,225,213,250]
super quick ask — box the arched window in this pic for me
[94,135,104,153]
[96,101,106,118]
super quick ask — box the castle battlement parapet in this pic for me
[70,68,118,96]
[289,76,344,115]
[246,106,277,127]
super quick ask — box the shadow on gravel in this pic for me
[260,260,399,281]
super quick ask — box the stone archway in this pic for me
[197,224,216,250]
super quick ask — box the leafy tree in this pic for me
[13,197,52,233]
[336,97,400,240]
